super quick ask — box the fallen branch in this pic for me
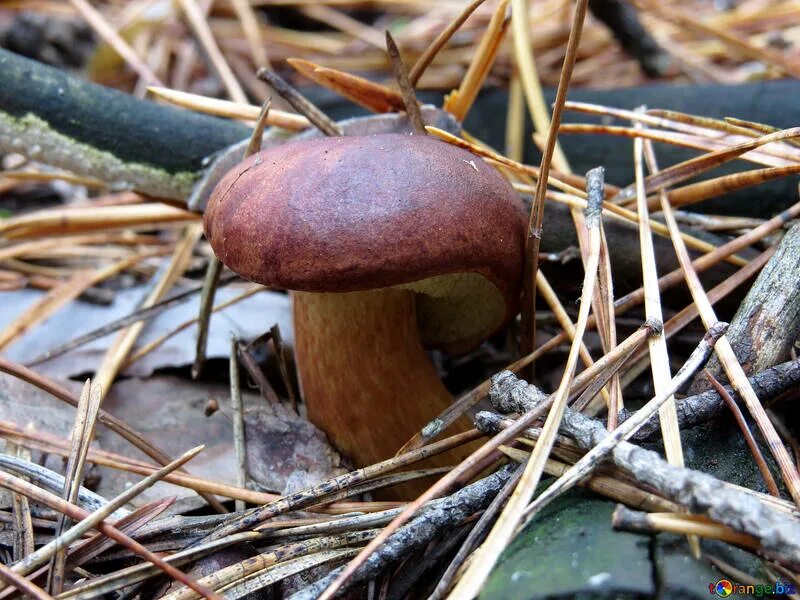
[481,372,800,569]
[288,466,516,600]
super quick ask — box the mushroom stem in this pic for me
[292,288,471,486]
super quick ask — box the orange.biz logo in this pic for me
[709,579,797,597]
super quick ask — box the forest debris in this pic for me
[483,372,800,568]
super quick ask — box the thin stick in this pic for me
[148,86,308,130]
[650,144,800,506]
[704,371,780,497]
[612,507,760,550]
[256,69,342,137]
[47,379,102,593]
[301,4,385,48]
[619,246,776,395]
[175,0,247,103]
[0,563,54,600]
[612,127,800,204]
[0,454,222,600]
[7,442,34,562]
[230,336,247,513]
[59,531,258,600]
[408,0,489,86]
[27,274,240,366]
[229,0,268,68]
[521,324,728,523]
[125,285,263,368]
[536,270,611,409]
[0,358,218,509]
[631,135,682,441]
[400,317,655,454]
[8,447,203,579]
[443,0,510,122]
[199,429,483,543]
[520,0,591,358]
[612,200,800,313]
[509,0,569,169]
[68,0,162,86]
[385,32,425,133]
[93,224,203,400]
[446,166,603,599]
[633,121,695,555]
[270,323,298,411]
[164,531,377,600]
[429,464,524,600]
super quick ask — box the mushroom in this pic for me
[204,133,526,478]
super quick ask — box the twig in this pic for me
[27,274,240,366]
[632,117,693,552]
[147,86,308,130]
[612,200,800,313]
[235,340,280,404]
[519,0,591,359]
[163,531,378,600]
[126,285,263,368]
[230,336,247,513]
[588,0,669,76]
[59,531,258,600]
[93,224,203,401]
[408,0,489,86]
[428,463,525,600]
[297,466,516,600]
[448,166,603,598]
[174,0,247,103]
[612,507,759,550]
[611,127,800,203]
[701,220,800,382]
[535,271,611,410]
[619,245,776,396]
[484,367,800,569]
[0,563,54,600]
[47,379,103,593]
[192,256,223,379]
[704,370,780,497]
[0,451,223,599]
[61,498,174,578]
[8,447,203,580]
[517,322,727,525]
[443,0,510,121]
[648,141,800,505]
[229,0,268,68]
[256,69,342,137]
[288,58,404,114]
[385,32,425,134]
[199,429,482,543]
[401,318,655,453]
[229,550,360,600]
[270,323,298,411]
[68,0,162,86]
[7,442,34,561]
[628,359,800,442]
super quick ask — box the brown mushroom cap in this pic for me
[204,133,526,350]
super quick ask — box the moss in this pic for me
[0,111,196,199]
